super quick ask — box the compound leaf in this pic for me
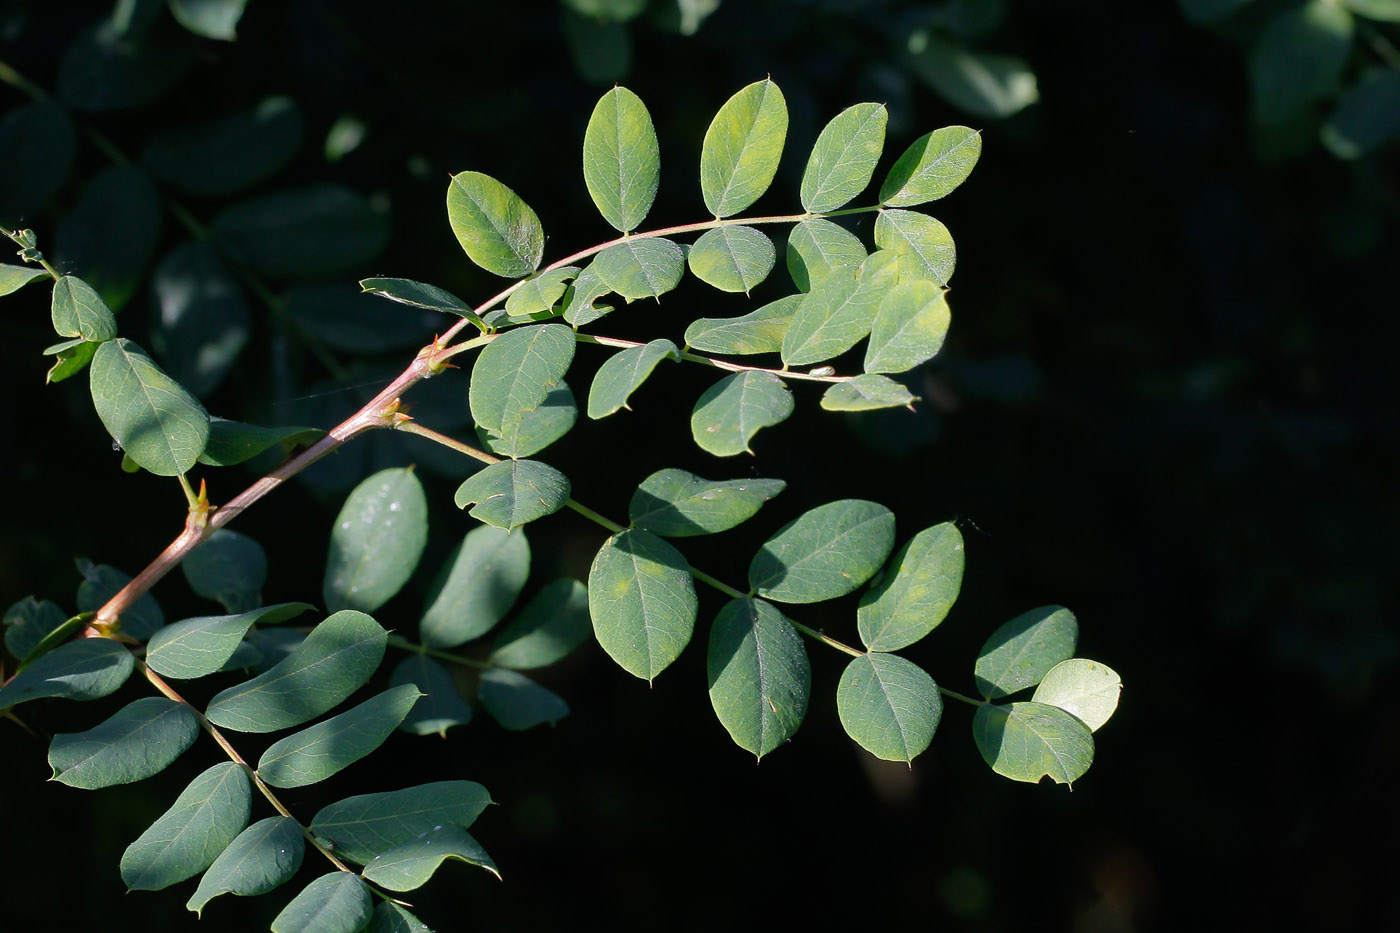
[749,499,895,604]
[469,323,576,435]
[187,816,304,916]
[800,102,887,213]
[873,209,956,286]
[271,873,372,933]
[593,237,685,300]
[90,338,210,476]
[361,824,500,890]
[48,697,199,789]
[820,375,917,411]
[420,525,531,649]
[857,523,964,651]
[258,685,422,788]
[120,762,251,891]
[879,126,982,207]
[490,579,592,670]
[478,668,569,730]
[864,278,951,374]
[701,79,788,217]
[323,468,428,614]
[51,275,117,343]
[629,468,785,537]
[0,637,134,709]
[687,225,776,293]
[972,701,1094,785]
[146,603,314,679]
[690,371,794,456]
[311,781,493,865]
[706,597,810,759]
[1031,659,1122,732]
[389,654,473,736]
[454,459,570,530]
[587,338,679,418]
[447,171,544,278]
[974,606,1078,699]
[588,529,696,681]
[837,653,942,763]
[786,217,866,292]
[205,610,387,732]
[583,86,660,232]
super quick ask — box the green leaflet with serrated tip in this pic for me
[629,468,785,537]
[837,652,942,763]
[0,637,134,709]
[420,525,530,649]
[973,701,1094,785]
[684,295,799,356]
[786,218,866,292]
[478,668,570,730]
[974,605,1078,699]
[701,79,788,217]
[690,371,794,456]
[258,684,422,788]
[361,824,501,890]
[204,610,387,733]
[820,374,917,411]
[857,523,964,651]
[323,467,428,614]
[187,817,304,916]
[478,383,577,459]
[311,781,493,865]
[51,275,117,342]
[468,323,576,434]
[706,597,810,759]
[48,697,199,789]
[271,872,373,933]
[491,578,592,670]
[879,126,982,207]
[687,225,775,293]
[446,171,544,278]
[505,266,581,317]
[800,102,887,213]
[588,529,697,681]
[873,209,956,286]
[454,459,570,529]
[120,762,252,891]
[749,499,895,604]
[1031,659,1122,732]
[389,654,473,736]
[864,278,951,374]
[593,237,685,300]
[587,338,679,418]
[90,338,210,476]
[583,86,659,232]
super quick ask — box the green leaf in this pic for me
[857,523,964,651]
[1031,659,1122,732]
[700,79,789,217]
[588,529,697,681]
[311,781,493,865]
[361,824,501,889]
[629,468,785,537]
[149,241,250,397]
[182,529,269,613]
[781,251,899,367]
[0,100,75,226]
[879,126,983,207]
[76,560,165,640]
[469,323,576,436]
[197,418,324,467]
[800,102,887,213]
[48,697,199,789]
[145,604,314,680]
[863,278,951,374]
[120,762,251,891]
[90,338,210,476]
[478,383,578,458]
[562,0,648,20]
[205,610,387,732]
[907,38,1038,119]
[43,337,100,384]
[593,237,685,300]
[271,873,373,933]
[837,653,942,763]
[504,266,581,317]
[1344,0,1400,21]
[258,685,422,788]
[1250,1,1353,126]
[973,606,1078,699]
[389,655,473,736]
[478,668,569,730]
[359,277,475,317]
[169,0,247,40]
[447,171,545,278]
[50,276,117,343]
[873,209,956,286]
[454,460,570,530]
[587,338,679,417]
[1322,67,1400,159]
[561,265,614,326]
[420,525,531,649]
[749,499,895,604]
[583,86,660,232]
[4,597,66,661]
[370,903,432,933]
[690,371,794,456]
[213,184,389,280]
[285,282,437,354]
[143,95,300,195]
[786,218,866,292]
[55,164,162,311]
[11,610,89,670]
[706,597,810,759]
[0,263,50,297]
[323,468,428,614]
[972,701,1094,785]
[820,374,917,411]
[684,295,799,356]
[490,579,592,669]
[187,817,304,916]
[687,225,775,294]
[0,637,133,709]
[58,15,195,113]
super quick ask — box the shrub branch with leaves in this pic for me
[2,77,1122,932]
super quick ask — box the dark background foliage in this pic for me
[2,0,1395,929]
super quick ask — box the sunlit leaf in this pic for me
[447,171,545,278]
[271,873,372,933]
[800,102,887,213]
[469,324,576,437]
[1031,659,1122,732]
[587,338,679,417]
[197,418,323,467]
[749,499,895,604]
[820,374,917,411]
[629,468,785,537]
[50,275,116,343]
[836,653,942,762]
[323,468,428,614]
[0,637,133,709]
[205,610,387,732]
[48,697,199,789]
[687,225,776,294]
[583,86,660,232]
[974,606,1078,699]
[90,338,209,477]
[864,278,951,374]
[690,371,794,456]
[879,125,983,207]
[972,701,1094,785]
[781,251,899,367]
[701,79,788,217]
[169,0,247,40]
[504,266,581,318]
[0,263,50,297]
[588,529,696,681]
[490,579,592,670]
[258,685,422,788]
[120,762,251,891]
[706,597,810,758]
[478,669,569,730]
[561,264,615,326]
[389,654,473,736]
[361,824,500,889]
[359,277,475,317]
[478,383,578,459]
[454,459,570,530]
[684,295,799,355]
[187,817,304,916]
[873,209,955,286]
[143,95,299,195]
[146,603,314,679]
[420,525,530,649]
[593,237,685,300]
[907,37,1038,119]
[311,781,493,865]
[786,217,866,292]
[44,337,100,384]
[857,523,963,651]
[181,529,269,614]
